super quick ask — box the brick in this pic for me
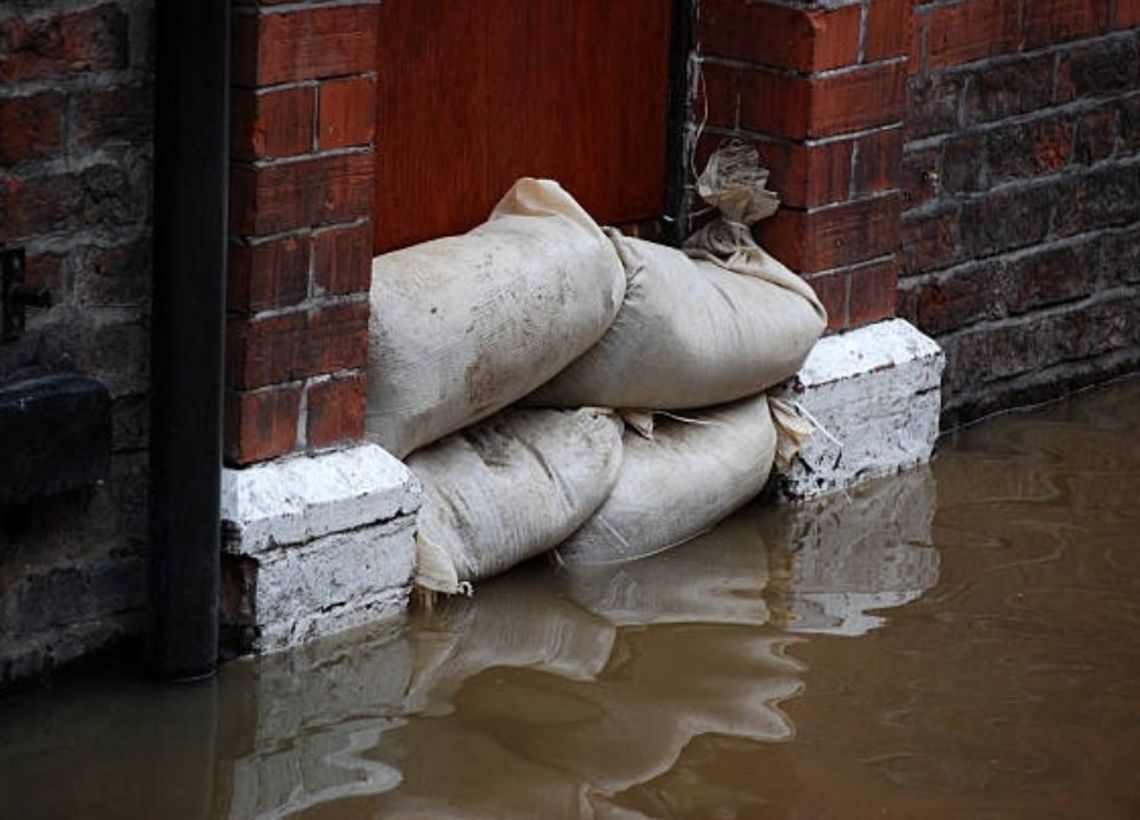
[807,61,907,137]
[1053,162,1140,237]
[1023,0,1111,49]
[925,0,1020,69]
[306,375,365,449]
[900,208,960,275]
[1056,38,1140,102]
[940,134,988,194]
[1121,96,1140,155]
[848,258,899,327]
[865,0,914,62]
[25,252,64,306]
[313,223,372,295]
[985,117,1073,185]
[227,301,369,389]
[1003,239,1100,315]
[228,235,310,314]
[738,69,811,139]
[0,4,128,83]
[736,63,906,142]
[1,165,141,241]
[961,55,1055,126]
[695,61,740,130]
[0,94,63,164]
[755,194,901,273]
[905,72,963,139]
[698,0,862,72]
[230,151,373,236]
[226,385,303,465]
[901,146,940,210]
[231,86,314,162]
[910,263,1003,335]
[959,181,1057,258]
[853,127,903,195]
[76,238,151,307]
[74,85,154,149]
[318,76,376,149]
[804,271,849,332]
[232,5,380,87]
[1103,225,1140,285]
[1073,106,1118,165]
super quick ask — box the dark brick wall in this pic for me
[899,1,1140,426]
[0,0,153,686]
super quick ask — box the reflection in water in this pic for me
[2,379,1140,818]
[763,466,941,636]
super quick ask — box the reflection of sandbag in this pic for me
[409,407,624,593]
[526,233,825,410]
[405,569,616,717]
[564,505,771,627]
[559,394,777,564]
[366,178,625,457]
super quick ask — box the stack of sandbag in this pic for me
[365,145,826,593]
[366,178,625,458]
[531,144,826,565]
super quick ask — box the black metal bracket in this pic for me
[2,245,52,343]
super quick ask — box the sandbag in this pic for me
[366,178,625,457]
[557,393,777,565]
[525,232,825,410]
[408,407,624,594]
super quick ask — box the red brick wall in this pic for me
[692,0,908,332]
[1,0,153,685]
[693,0,1140,425]
[899,0,1140,425]
[227,0,378,465]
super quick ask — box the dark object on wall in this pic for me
[148,0,229,681]
[0,374,110,505]
[1,246,52,343]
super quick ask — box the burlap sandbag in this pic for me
[367,179,625,457]
[557,393,777,565]
[408,407,624,594]
[525,233,825,410]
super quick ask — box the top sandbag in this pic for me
[525,232,826,410]
[366,179,625,457]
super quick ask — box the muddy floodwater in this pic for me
[3,379,1140,819]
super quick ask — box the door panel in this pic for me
[374,1,673,253]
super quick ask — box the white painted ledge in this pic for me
[221,443,420,555]
[772,318,945,501]
[219,443,421,655]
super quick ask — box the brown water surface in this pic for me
[2,379,1140,819]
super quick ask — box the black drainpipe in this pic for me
[148,0,229,681]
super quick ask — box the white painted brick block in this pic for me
[220,443,421,654]
[772,318,944,501]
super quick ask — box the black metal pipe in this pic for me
[664,0,695,247]
[148,0,229,680]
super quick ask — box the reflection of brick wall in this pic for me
[693,0,1140,425]
[0,0,154,685]
[691,0,908,332]
[227,1,378,464]
[899,1,1140,425]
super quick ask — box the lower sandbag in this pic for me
[557,393,777,565]
[408,407,624,593]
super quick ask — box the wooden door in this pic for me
[374,1,674,253]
